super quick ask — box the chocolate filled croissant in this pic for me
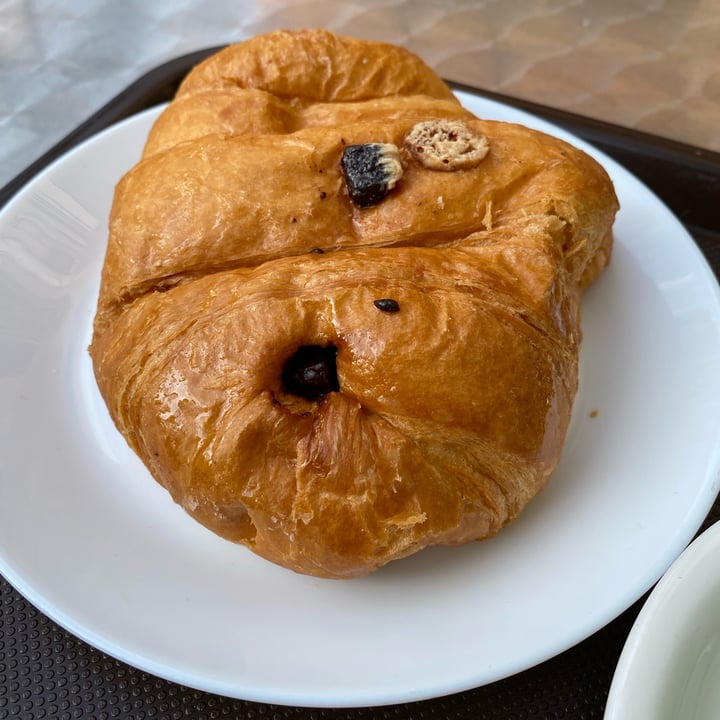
[90,29,619,578]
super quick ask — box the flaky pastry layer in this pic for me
[90,29,618,578]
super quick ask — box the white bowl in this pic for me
[605,519,720,720]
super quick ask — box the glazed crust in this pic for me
[90,29,619,578]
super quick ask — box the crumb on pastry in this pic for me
[404,119,489,170]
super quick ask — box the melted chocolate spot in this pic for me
[281,345,339,401]
[373,298,400,313]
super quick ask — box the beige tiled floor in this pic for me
[338,0,720,152]
[1,0,719,188]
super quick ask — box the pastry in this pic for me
[90,29,619,578]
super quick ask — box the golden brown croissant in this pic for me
[90,29,618,578]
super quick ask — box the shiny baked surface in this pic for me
[90,30,618,577]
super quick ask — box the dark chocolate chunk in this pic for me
[373,298,400,313]
[281,345,340,401]
[341,143,403,207]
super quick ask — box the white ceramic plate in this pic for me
[605,520,720,720]
[1,92,720,708]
